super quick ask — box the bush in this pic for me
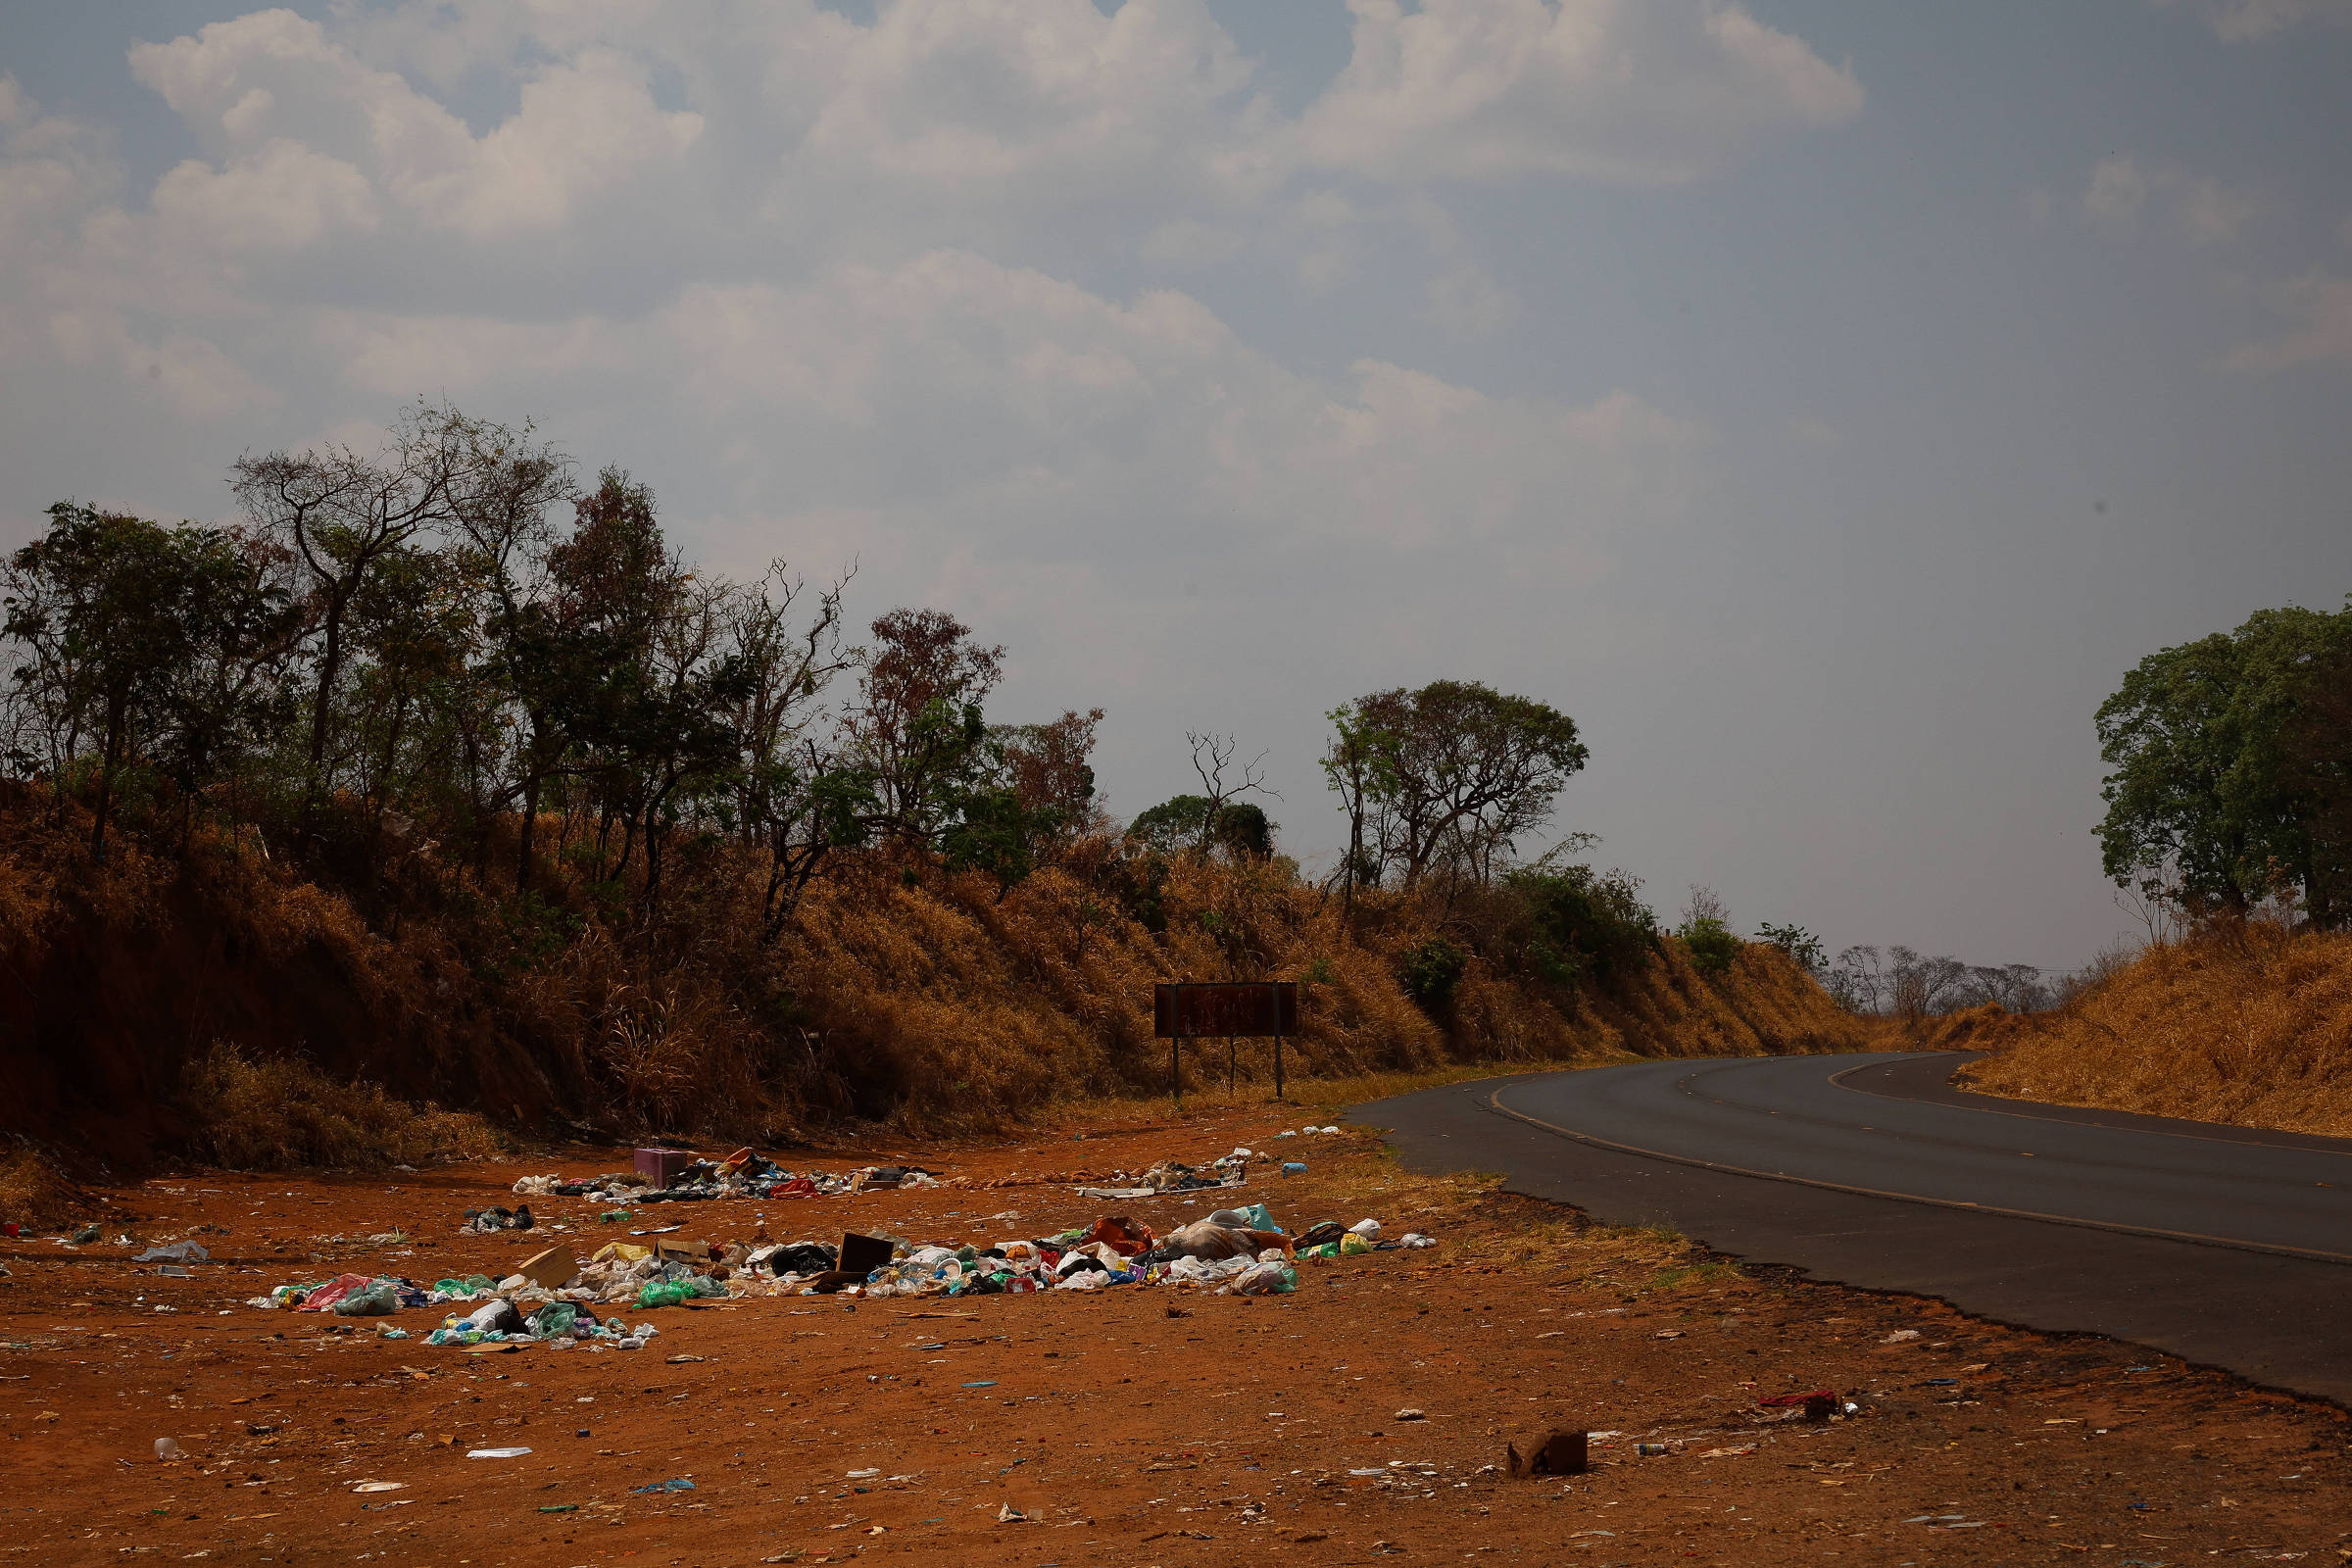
[1503,864,1658,989]
[1680,915,1741,976]
[1396,936,1469,1009]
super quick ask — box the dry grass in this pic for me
[1967,923,2352,1135]
[0,1144,83,1229]
[0,782,1869,1160]
[179,1043,505,1170]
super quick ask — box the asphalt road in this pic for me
[1350,1053,2352,1405]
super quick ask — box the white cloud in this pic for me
[2228,270,2352,370]
[128,12,702,239]
[1297,0,1864,185]
[150,137,377,252]
[2154,0,2352,40]
[2080,154,2261,245]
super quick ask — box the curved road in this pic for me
[1351,1053,2352,1403]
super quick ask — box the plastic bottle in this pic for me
[154,1438,184,1461]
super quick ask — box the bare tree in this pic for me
[1186,730,1278,852]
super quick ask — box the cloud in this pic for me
[150,137,377,253]
[128,12,702,239]
[2227,270,2352,370]
[2154,0,2352,40]
[1297,0,1864,185]
[2079,154,2261,245]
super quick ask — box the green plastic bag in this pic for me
[636,1279,693,1308]
[332,1279,398,1316]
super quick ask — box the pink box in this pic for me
[634,1147,698,1185]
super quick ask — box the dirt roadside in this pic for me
[3,1102,2347,1567]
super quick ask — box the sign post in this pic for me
[1152,981,1300,1104]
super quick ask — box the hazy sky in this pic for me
[4,0,2349,970]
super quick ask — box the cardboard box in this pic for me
[634,1147,699,1185]
[514,1246,577,1292]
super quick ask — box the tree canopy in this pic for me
[2095,603,2352,925]
[1323,678,1588,892]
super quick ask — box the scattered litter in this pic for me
[153,1438,184,1461]
[1394,1408,1426,1421]
[997,1503,1029,1522]
[133,1243,210,1264]
[466,1447,532,1459]
[632,1478,696,1494]
[351,1482,405,1494]
[1882,1329,1921,1344]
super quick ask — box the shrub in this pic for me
[1396,936,1469,1009]
[1680,915,1741,976]
[1504,864,1658,989]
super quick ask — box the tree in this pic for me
[1125,793,1275,860]
[1755,921,1826,977]
[1183,731,1277,854]
[435,414,574,891]
[1324,679,1588,890]
[231,402,479,802]
[840,608,1004,848]
[2,504,294,856]
[2278,641,2352,929]
[1955,963,2053,1012]
[998,708,1107,851]
[2095,604,2352,921]
[716,564,863,933]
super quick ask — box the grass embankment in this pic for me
[0,787,1868,1179]
[1964,923,2352,1136]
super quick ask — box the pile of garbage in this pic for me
[242,1268,665,1349]
[1073,1149,1254,1200]
[239,1194,1438,1349]
[509,1150,942,1206]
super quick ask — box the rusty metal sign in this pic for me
[1153,981,1298,1039]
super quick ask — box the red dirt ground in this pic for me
[4,1103,2348,1566]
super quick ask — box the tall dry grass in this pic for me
[180,1044,505,1170]
[1966,924,2352,1135]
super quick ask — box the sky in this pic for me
[3,0,2349,972]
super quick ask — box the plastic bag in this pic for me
[330,1278,398,1316]
[1228,1260,1297,1296]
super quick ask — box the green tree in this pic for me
[2096,604,2352,920]
[1324,679,1588,889]
[2278,641,2352,928]
[231,402,478,803]
[2,503,294,857]
[1125,793,1276,860]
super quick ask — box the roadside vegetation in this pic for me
[0,404,1864,1176]
[1958,601,2352,1132]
